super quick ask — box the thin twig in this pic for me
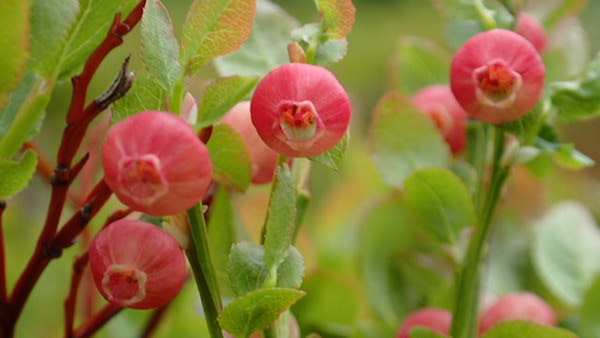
[73,303,123,338]
[140,303,171,338]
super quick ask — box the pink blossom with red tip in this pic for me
[251,63,352,157]
[451,29,546,124]
[478,292,557,335]
[102,111,213,216]
[516,13,548,53]
[89,220,188,309]
[412,85,468,154]
[221,102,278,184]
[397,308,452,338]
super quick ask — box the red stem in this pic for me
[140,303,171,338]
[2,2,146,335]
[0,201,7,303]
[73,303,123,338]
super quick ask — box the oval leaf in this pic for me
[315,0,356,39]
[0,149,38,199]
[219,287,306,337]
[206,123,252,190]
[482,321,577,338]
[581,276,600,338]
[0,0,29,109]
[111,71,167,123]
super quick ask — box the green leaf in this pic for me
[410,327,448,338]
[392,37,451,95]
[536,138,595,170]
[482,321,577,338]
[214,0,300,77]
[208,187,240,297]
[532,202,600,306]
[581,276,600,338]
[404,168,475,244]
[314,39,348,66]
[196,76,259,128]
[206,123,253,190]
[498,103,543,141]
[0,73,41,140]
[0,149,38,199]
[30,0,139,79]
[180,0,256,75]
[227,242,304,296]
[140,0,181,91]
[314,0,356,39]
[111,71,167,123]
[219,287,306,337]
[370,92,450,188]
[308,132,348,171]
[0,0,29,109]
[263,163,297,272]
[551,52,600,121]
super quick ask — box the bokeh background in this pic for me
[4,0,600,337]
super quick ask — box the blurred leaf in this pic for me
[445,19,483,49]
[208,187,239,297]
[219,287,306,337]
[315,39,348,66]
[0,149,38,199]
[180,0,256,75]
[404,168,475,244]
[264,163,297,272]
[309,132,348,171]
[482,321,577,338]
[393,37,451,95]
[196,75,259,128]
[30,0,139,79]
[532,202,600,306]
[214,0,299,77]
[581,276,600,338]
[140,0,181,91]
[112,71,166,123]
[228,242,304,296]
[206,123,252,190]
[498,103,542,141]
[314,0,356,39]
[451,160,477,194]
[0,0,29,109]
[535,138,594,170]
[547,17,590,79]
[410,327,449,338]
[0,73,41,140]
[371,92,450,188]
[551,52,600,121]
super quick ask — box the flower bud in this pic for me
[221,102,278,184]
[181,92,198,125]
[89,220,187,309]
[516,13,548,53]
[478,292,557,335]
[412,85,468,154]
[103,111,213,216]
[251,63,352,157]
[451,29,546,124]
[397,308,452,338]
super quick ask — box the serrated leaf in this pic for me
[0,149,38,199]
[111,71,167,123]
[315,39,348,66]
[141,0,181,91]
[532,202,600,306]
[219,287,306,337]
[482,321,577,338]
[206,123,252,190]
[551,52,600,121]
[309,132,348,171]
[0,0,29,109]
[30,0,139,79]
[370,92,450,188]
[393,37,451,95]
[581,277,600,338]
[404,168,475,244]
[410,327,448,338]
[264,164,297,271]
[214,0,300,77]
[227,242,304,296]
[196,76,259,128]
[314,0,356,39]
[181,0,256,75]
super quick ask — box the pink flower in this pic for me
[251,63,352,157]
[221,102,278,184]
[397,308,452,338]
[412,85,468,154]
[89,220,187,309]
[103,111,213,216]
[451,29,546,124]
[516,13,548,53]
[478,292,557,335]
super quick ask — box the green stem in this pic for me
[186,204,223,338]
[451,129,509,338]
[0,77,54,158]
[170,79,186,115]
[474,0,497,30]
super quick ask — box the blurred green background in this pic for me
[4,0,600,337]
